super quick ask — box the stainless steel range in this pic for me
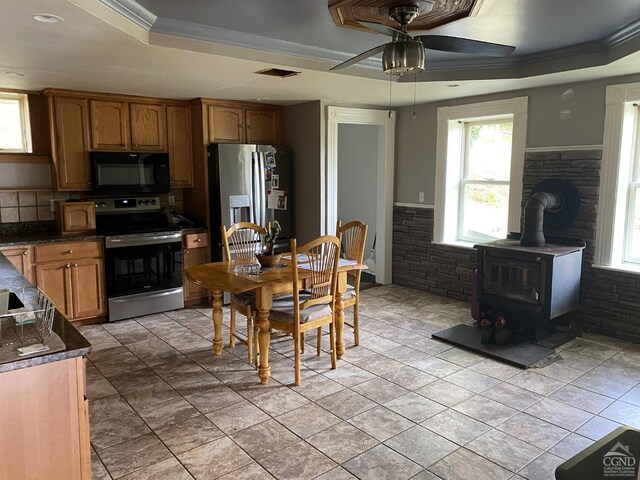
[95,197,183,322]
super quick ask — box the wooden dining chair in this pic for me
[268,235,341,385]
[221,222,265,365]
[336,220,368,346]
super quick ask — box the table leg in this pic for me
[255,285,273,385]
[335,271,347,360]
[335,292,345,360]
[211,289,224,355]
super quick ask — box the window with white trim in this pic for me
[434,97,528,247]
[0,92,32,153]
[458,119,513,242]
[596,82,640,271]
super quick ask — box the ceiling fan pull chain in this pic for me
[413,74,417,119]
[388,73,393,118]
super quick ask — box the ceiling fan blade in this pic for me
[357,21,408,38]
[330,44,387,71]
[417,35,515,56]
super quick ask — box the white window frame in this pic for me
[595,82,640,272]
[434,97,528,248]
[457,118,513,243]
[0,92,32,153]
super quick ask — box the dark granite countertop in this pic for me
[0,252,91,374]
[0,231,104,247]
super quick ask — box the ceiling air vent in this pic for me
[255,68,300,78]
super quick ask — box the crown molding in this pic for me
[98,0,156,29]
[97,0,640,79]
[150,17,381,70]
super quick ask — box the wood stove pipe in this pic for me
[520,191,562,247]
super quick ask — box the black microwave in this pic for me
[90,151,171,195]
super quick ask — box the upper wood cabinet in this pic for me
[208,105,244,143]
[246,109,280,144]
[207,102,283,144]
[90,100,167,152]
[49,96,92,191]
[130,103,166,151]
[167,105,193,187]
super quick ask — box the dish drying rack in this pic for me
[0,289,56,357]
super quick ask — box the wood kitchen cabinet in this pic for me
[56,201,96,235]
[90,100,167,152]
[130,102,167,151]
[0,356,91,480]
[207,102,283,144]
[90,99,130,150]
[48,96,92,191]
[35,241,106,322]
[183,232,209,305]
[0,246,33,284]
[246,108,281,144]
[167,105,194,187]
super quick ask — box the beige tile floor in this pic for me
[79,285,640,480]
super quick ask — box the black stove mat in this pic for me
[431,324,554,368]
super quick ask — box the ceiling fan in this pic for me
[330,4,516,75]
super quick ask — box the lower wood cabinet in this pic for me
[0,246,33,283]
[183,232,210,305]
[35,241,106,322]
[0,356,91,480]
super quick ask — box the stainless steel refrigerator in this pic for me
[208,143,292,262]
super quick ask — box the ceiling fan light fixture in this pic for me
[382,40,425,75]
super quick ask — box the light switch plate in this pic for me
[419,192,425,202]
[168,195,176,206]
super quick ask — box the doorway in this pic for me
[325,106,395,285]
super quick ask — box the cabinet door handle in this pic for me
[67,250,73,254]
[196,238,201,242]
[185,250,190,254]
[239,123,244,128]
[73,263,78,268]
[66,264,71,269]
[23,251,27,256]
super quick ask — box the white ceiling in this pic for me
[2,0,640,106]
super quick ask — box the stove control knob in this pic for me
[145,200,151,205]
[99,202,106,208]
[151,199,156,205]
[138,200,144,206]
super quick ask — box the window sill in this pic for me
[592,263,640,276]
[431,240,477,250]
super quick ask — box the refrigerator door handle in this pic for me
[251,152,261,225]
[259,152,267,227]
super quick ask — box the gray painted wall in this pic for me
[394,72,640,205]
[338,124,378,258]
[283,100,323,244]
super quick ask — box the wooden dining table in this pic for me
[185,259,364,384]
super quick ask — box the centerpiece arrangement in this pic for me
[256,220,282,268]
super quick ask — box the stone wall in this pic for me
[392,206,476,301]
[392,148,640,343]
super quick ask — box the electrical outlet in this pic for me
[168,195,176,206]
[50,198,57,212]
[419,192,425,202]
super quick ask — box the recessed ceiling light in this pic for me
[33,13,64,23]
[447,84,460,88]
[3,71,24,77]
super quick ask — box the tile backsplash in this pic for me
[0,189,185,224]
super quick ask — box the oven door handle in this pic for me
[105,233,182,248]
[109,288,184,303]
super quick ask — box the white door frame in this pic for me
[325,106,396,284]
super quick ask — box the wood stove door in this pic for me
[482,253,546,305]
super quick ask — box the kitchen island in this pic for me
[0,250,92,480]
